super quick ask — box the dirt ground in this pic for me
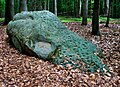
[0,23,120,87]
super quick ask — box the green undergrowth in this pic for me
[58,16,91,22]
[58,16,116,23]
[0,18,4,22]
[110,19,120,24]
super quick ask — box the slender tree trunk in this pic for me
[54,0,57,15]
[104,0,107,15]
[48,0,49,10]
[113,0,116,17]
[82,0,88,25]
[92,0,100,35]
[4,0,14,24]
[74,0,79,17]
[90,0,92,17]
[79,0,82,16]
[40,0,42,10]
[14,0,19,13]
[34,0,37,11]
[19,0,28,12]
[105,0,112,27]
[44,0,47,10]
[66,0,68,16]
[104,0,109,15]
[65,0,68,16]
[111,0,114,17]
[106,0,109,14]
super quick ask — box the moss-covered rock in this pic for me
[7,10,109,73]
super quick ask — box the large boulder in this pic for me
[7,10,109,73]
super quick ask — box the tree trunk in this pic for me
[104,0,107,15]
[47,0,49,10]
[106,0,109,14]
[82,0,88,25]
[40,0,42,10]
[32,0,37,11]
[44,0,47,10]
[79,0,82,16]
[90,0,92,17]
[113,0,116,17]
[92,0,100,35]
[14,0,19,13]
[104,0,109,15]
[74,0,79,17]
[105,0,112,27]
[4,0,14,24]
[54,0,57,15]
[19,0,28,12]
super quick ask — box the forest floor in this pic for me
[0,22,120,87]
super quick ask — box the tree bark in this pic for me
[14,0,19,13]
[106,0,109,14]
[47,0,49,10]
[90,0,92,17]
[92,0,100,35]
[74,0,79,17]
[44,0,47,10]
[54,0,57,15]
[104,0,109,15]
[105,0,112,27]
[19,0,28,12]
[34,0,37,11]
[113,0,116,17]
[82,0,88,25]
[79,0,82,16]
[4,0,14,24]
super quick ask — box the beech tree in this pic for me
[105,0,112,27]
[92,0,100,35]
[82,0,88,25]
[47,0,49,10]
[104,0,109,15]
[19,0,28,12]
[54,0,57,15]
[74,0,80,17]
[4,0,14,24]
[14,0,19,13]
[44,0,47,10]
[79,0,82,16]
